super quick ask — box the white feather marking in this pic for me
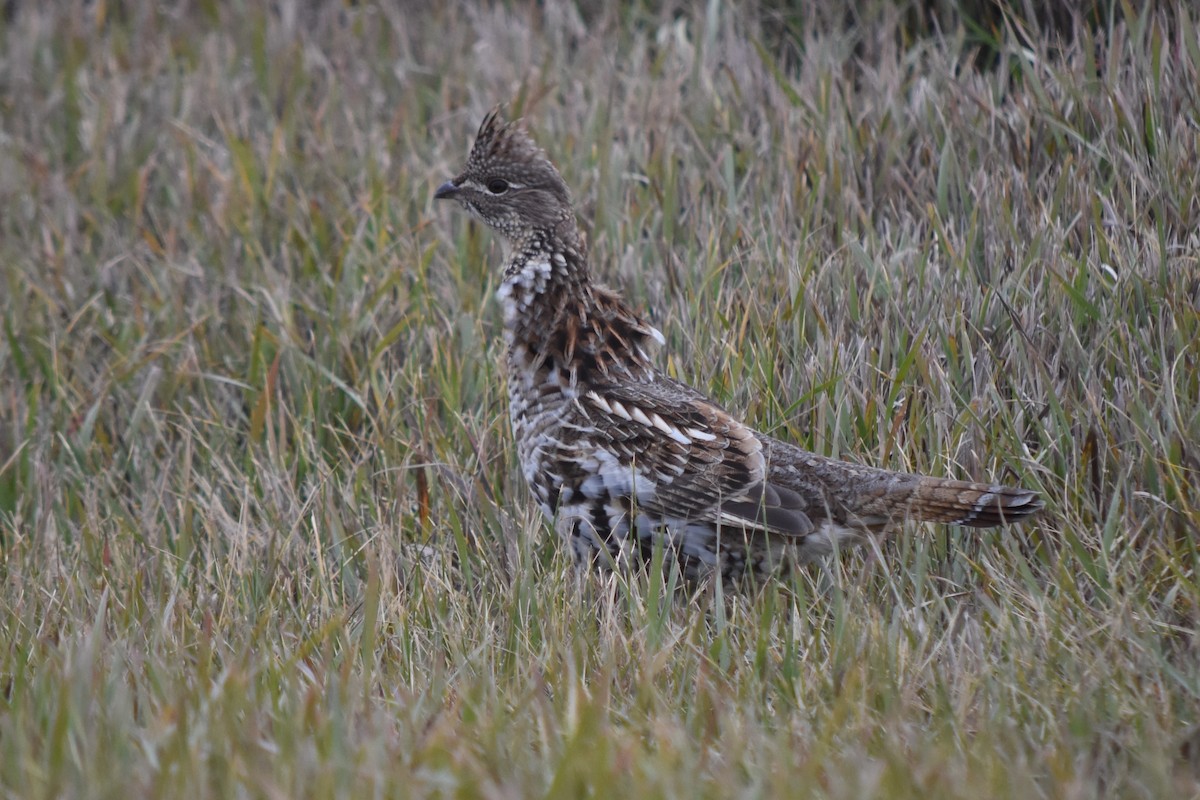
[684,426,717,442]
[650,413,674,435]
[579,473,610,498]
[585,391,612,414]
[648,326,666,345]
[577,449,658,503]
[629,406,653,427]
[497,257,554,318]
[638,417,693,446]
[586,394,689,444]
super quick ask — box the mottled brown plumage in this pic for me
[435,110,1043,583]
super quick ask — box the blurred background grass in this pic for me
[0,1,1197,797]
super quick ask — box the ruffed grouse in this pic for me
[435,110,1042,583]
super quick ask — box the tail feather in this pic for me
[877,478,1044,528]
[758,437,1044,533]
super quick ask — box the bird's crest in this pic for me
[466,108,552,177]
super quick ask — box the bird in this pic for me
[434,109,1043,584]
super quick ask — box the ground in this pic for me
[1,2,1198,798]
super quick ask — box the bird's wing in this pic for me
[576,380,813,537]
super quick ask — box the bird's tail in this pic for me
[854,476,1044,529]
[760,438,1044,532]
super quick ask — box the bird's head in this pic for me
[435,110,575,242]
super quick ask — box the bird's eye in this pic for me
[486,179,510,194]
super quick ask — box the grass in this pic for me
[1,1,1198,797]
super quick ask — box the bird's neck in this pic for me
[497,226,662,385]
[497,224,593,333]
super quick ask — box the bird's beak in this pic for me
[434,180,460,200]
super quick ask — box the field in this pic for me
[2,1,1199,797]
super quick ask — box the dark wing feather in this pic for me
[720,481,813,535]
